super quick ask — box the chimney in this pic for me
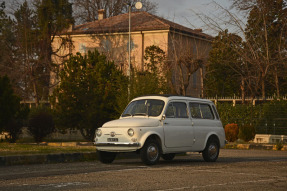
[98,9,106,20]
[194,29,203,33]
[67,24,74,32]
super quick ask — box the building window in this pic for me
[101,39,112,52]
[79,43,86,53]
[126,40,135,51]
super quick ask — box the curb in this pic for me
[0,152,139,166]
[225,144,287,151]
[0,152,97,166]
[21,142,94,147]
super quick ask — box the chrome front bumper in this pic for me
[95,142,140,147]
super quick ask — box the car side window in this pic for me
[165,103,175,118]
[212,105,220,119]
[189,103,214,120]
[189,103,201,118]
[201,104,214,119]
[165,102,188,118]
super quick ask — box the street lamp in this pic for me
[127,1,142,100]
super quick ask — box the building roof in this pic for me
[66,11,212,40]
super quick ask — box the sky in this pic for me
[4,0,245,36]
[149,0,244,36]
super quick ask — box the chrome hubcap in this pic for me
[147,144,158,161]
[208,144,218,159]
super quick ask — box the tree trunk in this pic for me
[241,77,245,104]
[33,81,39,107]
[200,67,204,98]
[178,63,186,96]
[274,66,280,98]
[261,74,266,100]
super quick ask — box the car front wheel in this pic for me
[140,139,160,165]
[202,138,219,162]
[97,151,117,164]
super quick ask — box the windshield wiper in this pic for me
[134,113,147,116]
[122,113,132,117]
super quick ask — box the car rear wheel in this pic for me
[97,151,117,164]
[202,138,219,162]
[162,153,176,161]
[140,139,160,165]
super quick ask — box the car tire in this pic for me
[162,153,175,161]
[140,139,160,165]
[202,138,219,162]
[97,151,117,164]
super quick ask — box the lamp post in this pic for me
[128,3,131,78]
[127,1,142,100]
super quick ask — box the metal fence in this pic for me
[206,96,287,106]
[255,118,287,135]
[20,101,50,108]
[227,118,287,135]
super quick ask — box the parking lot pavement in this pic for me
[0,149,286,191]
[1,143,286,166]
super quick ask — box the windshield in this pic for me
[122,99,165,117]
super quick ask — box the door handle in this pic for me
[164,122,169,125]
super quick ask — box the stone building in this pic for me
[52,10,212,97]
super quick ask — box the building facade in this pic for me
[52,11,212,97]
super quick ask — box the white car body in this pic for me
[95,95,226,164]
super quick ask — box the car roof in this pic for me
[132,95,213,103]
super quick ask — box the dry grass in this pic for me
[0,143,96,156]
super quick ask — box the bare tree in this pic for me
[72,0,158,24]
[193,0,287,100]
[232,0,287,98]
[168,30,211,97]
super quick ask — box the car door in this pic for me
[189,102,220,150]
[163,101,194,148]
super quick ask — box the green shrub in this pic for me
[28,106,55,143]
[0,75,29,143]
[217,103,260,128]
[238,124,255,142]
[224,123,239,142]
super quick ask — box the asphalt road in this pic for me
[0,149,286,191]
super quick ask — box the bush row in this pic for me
[220,100,287,142]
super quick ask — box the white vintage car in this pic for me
[94,95,226,165]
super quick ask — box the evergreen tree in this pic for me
[50,49,127,141]
[0,75,28,142]
[0,76,19,132]
[13,1,40,100]
[0,2,16,81]
[131,45,168,97]
[1,0,74,103]
[205,30,242,97]
[36,0,74,103]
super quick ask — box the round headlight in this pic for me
[96,129,102,137]
[127,128,134,137]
